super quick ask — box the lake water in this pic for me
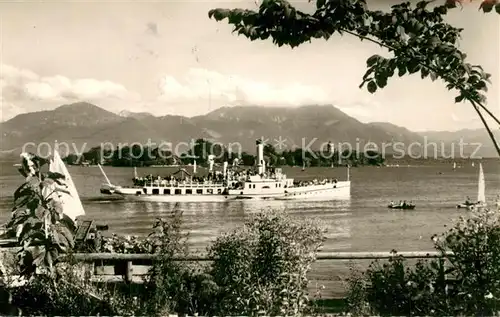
[1,161,499,297]
[1,162,499,253]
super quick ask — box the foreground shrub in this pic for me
[347,209,500,316]
[141,212,219,316]
[433,209,500,315]
[361,254,449,316]
[8,153,76,278]
[7,261,143,316]
[208,211,326,316]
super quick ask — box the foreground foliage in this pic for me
[346,209,500,316]
[7,153,76,278]
[3,211,326,316]
[209,211,326,316]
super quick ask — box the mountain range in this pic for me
[0,102,498,159]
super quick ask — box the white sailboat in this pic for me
[43,150,86,222]
[99,163,119,194]
[453,162,457,170]
[477,163,486,206]
[457,163,487,210]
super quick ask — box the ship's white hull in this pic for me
[121,193,235,202]
[114,181,351,202]
[279,181,350,201]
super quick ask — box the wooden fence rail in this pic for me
[69,250,453,262]
[1,250,455,296]
[59,251,453,284]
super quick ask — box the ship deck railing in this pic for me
[141,182,226,188]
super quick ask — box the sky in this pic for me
[0,0,499,132]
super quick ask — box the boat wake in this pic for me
[84,196,124,203]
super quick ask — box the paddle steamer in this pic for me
[100,140,351,202]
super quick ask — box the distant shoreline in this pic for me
[2,157,499,164]
[1,156,499,166]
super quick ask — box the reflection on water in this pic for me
[116,199,352,216]
[83,199,353,252]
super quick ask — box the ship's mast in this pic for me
[223,161,228,178]
[328,141,334,168]
[256,138,266,175]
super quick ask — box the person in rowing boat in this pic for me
[465,196,472,206]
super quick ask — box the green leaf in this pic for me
[408,63,421,74]
[367,81,377,93]
[284,5,294,19]
[54,187,71,195]
[13,196,34,212]
[209,8,231,21]
[434,5,448,14]
[467,75,480,84]
[444,0,457,8]
[428,36,440,47]
[32,156,49,169]
[18,168,27,178]
[455,95,465,103]
[475,80,488,92]
[32,248,47,267]
[316,0,326,9]
[56,225,75,248]
[416,1,430,9]
[362,67,375,80]
[14,183,32,201]
[366,55,382,67]
[358,79,368,89]
[396,25,405,38]
[375,75,387,88]
[421,68,429,79]
[480,1,495,12]
[397,65,407,77]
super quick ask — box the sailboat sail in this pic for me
[453,162,457,169]
[49,150,86,222]
[134,166,138,179]
[477,163,486,203]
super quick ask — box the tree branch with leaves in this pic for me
[209,0,500,157]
